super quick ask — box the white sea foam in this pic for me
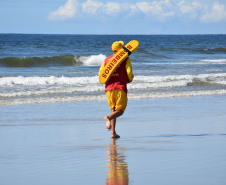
[1,73,225,105]
[129,80,189,89]
[141,62,206,65]
[0,73,225,98]
[79,54,106,66]
[0,95,106,106]
[202,59,226,63]
[0,85,104,97]
[216,81,226,85]
[0,76,100,86]
[129,89,226,99]
[1,89,226,106]
[134,73,226,83]
[1,73,225,87]
[141,59,226,65]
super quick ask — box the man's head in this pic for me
[112,41,124,53]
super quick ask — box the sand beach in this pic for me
[1,95,226,185]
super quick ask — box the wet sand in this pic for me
[1,95,226,185]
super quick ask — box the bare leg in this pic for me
[109,109,124,120]
[105,109,123,138]
[110,109,117,137]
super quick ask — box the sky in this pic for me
[0,0,226,34]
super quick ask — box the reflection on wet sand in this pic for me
[106,139,129,185]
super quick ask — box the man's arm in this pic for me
[125,58,133,83]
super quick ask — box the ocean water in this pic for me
[1,34,226,184]
[0,34,226,105]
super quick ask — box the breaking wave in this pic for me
[141,59,226,66]
[0,54,106,67]
[1,90,226,106]
[202,47,226,53]
[0,73,225,105]
[1,73,226,87]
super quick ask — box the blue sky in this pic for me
[0,0,226,34]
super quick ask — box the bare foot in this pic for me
[111,134,120,138]
[104,116,111,131]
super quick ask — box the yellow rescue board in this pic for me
[99,40,139,84]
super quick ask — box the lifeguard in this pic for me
[99,40,139,138]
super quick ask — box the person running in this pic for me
[99,41,134,138]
